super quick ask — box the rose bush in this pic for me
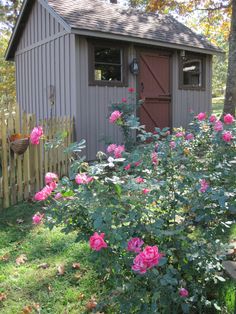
[34,91,235,313]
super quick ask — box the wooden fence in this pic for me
[0,107,74,208]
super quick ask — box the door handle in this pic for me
[141,82,144,93]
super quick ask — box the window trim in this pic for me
[179,53,206,91]
[88,40,128,87]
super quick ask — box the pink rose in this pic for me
[30,126,43,145]
[124,164,131,171]
[128,87,135,93]
[122,97,127,103]
[107,144,117,154]
[45,172,58,185]
[170,141,176,149]
[214,120,223,132]
[114,145,125,158]
[197,112,206,121]
[134,161,142,167]
[109,110,122,124]
[199,179,209,193]
[132,245,163,274]
[151,152,158,166]
[175,132,184,138]
[222,131,233,142]
[224,114,234,125]
[34,185,53,201]
[127,237,144,253]
[89,232,107,251]
[142,188,150,195]
[75,173,94,185]
[32,213,44,225]
[48,181,57,191]
[132,253,148,274]
[179,288,189,298]
[136,177,144,184]
[209,115,217,123]
[141,246,163,268]
[185,133,194,141]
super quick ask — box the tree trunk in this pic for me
[223,0,236,116]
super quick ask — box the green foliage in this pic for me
[0,32,16,110]
[0,0,22,29]
[43,96,236,313]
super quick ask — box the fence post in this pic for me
[15,105,23,202]
[1,116,10,208]
[22,112,30,199]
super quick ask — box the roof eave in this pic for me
[71,27,224,55]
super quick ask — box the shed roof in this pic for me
[48,0,221,53]
[6,0,222,60]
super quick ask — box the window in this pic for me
[179,53,205,90]
[89,41,128,86]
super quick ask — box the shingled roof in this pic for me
[48,0,221,53]
[6,0,222,60]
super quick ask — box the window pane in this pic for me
[94,64,121,81]
[183,60,201,86]
[95,47,121,64]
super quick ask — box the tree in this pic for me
[128,0,235,116]
[0,1,22,111]
[0,31,16,110]
[0,0,22,29]
[224,0,236,115]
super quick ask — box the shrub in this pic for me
[37,93,235,313]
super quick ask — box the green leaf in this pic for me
[114,184,122,198]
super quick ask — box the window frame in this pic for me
[88,40,128,87]
[179,52,206,91]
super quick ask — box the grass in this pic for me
[212,96,224,116]
[0,202,108,314]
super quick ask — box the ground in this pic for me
[0,99,235,313]
[0,203,109,313]
[212,96,224,116]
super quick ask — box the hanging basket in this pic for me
[10,138,29,155]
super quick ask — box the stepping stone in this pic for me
[222,261,236,280]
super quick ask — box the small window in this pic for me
[179,53,205,90]
[89,42,128,86]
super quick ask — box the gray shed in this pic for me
[6,0,221,160]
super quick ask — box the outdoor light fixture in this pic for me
[180,50,186,59]
[130,58,139,75]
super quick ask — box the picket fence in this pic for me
[0,106,74,208]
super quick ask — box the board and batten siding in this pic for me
[15,0,77,120]
[75,36,137,160]
[172,51,212,128]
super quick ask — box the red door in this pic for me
[138,52,171,132]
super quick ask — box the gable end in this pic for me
[5,0,71,60]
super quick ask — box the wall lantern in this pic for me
[130,58,139,75]
[180,50,186,60]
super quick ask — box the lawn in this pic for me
[0,202,109,313]
[212,96,224,116]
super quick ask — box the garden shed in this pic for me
[6,0,221,160]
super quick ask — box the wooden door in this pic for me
[138,52,171,132]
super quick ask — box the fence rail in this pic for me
[0,107,74,208]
